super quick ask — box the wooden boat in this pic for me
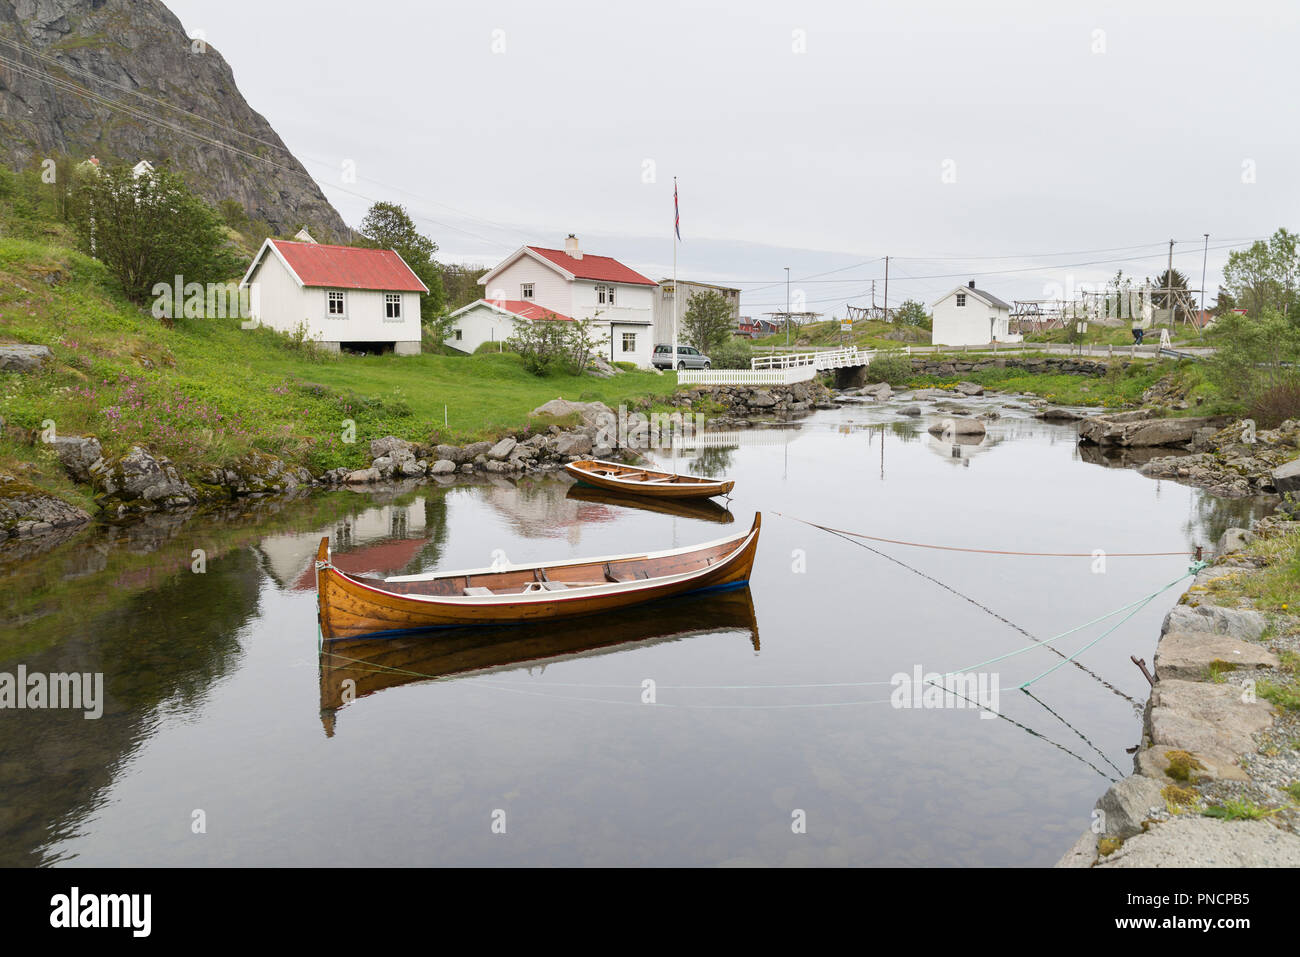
[315,513,760,639]
[319,587,759,734]
[565,483,735,524]
[564,458,734,500]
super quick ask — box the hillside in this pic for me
[0,0,347,238]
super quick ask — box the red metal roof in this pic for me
[526,246,656,286]
[269,240,429,293]
[488,299,574,321]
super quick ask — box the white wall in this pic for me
[481,255,573,315]
[447,302,522,354]
[605,322,653,368]
[931,291,1019,346]
[247,254,422,350]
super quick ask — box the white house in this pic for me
[444,298,577,354]
[457,235,656,368]
[931,281,1020,346]
[240,238,428,354]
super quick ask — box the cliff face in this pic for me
[0,0,348,238]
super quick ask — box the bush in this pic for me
[865,350,914,385]
[709,337,754,370]
[474,339,511,355]
[613,360,638,371]
[1247,383,1300,429]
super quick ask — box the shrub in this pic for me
[709,337,754,370]
[866,350,914,385]
[474,339,511,355]
[1246,382,1300,429]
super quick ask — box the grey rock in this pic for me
[748,390,778,408]
[1095,775,1167,839]
[1215,527,1254,556]
[1161,603,1268,641]
[1096,815,1300,868]
[555,432,593,457]
[460,442,492,460]
[899,405,922,417]
[434,444,464,464]
[488,437,517,461]
[926,417,986,437]
[345,468,380,484]
[1272,456,1300,494]
[0,343,52,372]
[954,381,985,396]
[1154,631,1279,681]
[369,436,413,460]
[1147,679,1275,779]
[529,398,616,429]
[49,435,103,483]
[429,460,457,475]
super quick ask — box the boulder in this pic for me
[97,446,197,506]
[0,344,52,372]
[529,398,616,429]
[345,468,381,484]
[434,444,464,464]
[747,390,778,408]
[861,382,893,399]
[1079,414,1229,448]
[369,436,413,460]
[1161,603,1267,642]
[488,437,517,461]
[899,405,922,417]
[1154,631,1280,681]
[1035,407,1086,422]
[1147,679,1275,779]
[49,435,104,483]
[0,473,91,539]
[1095,775,1167,840]
[954,381,985,396]
[1272,456,1300,494]
[429,460,457,475]
[555,432,593,457]
[460,441,492,460]
[1215,527,1253,556]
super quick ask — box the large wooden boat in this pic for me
[564,458,734,500]
[318,587,759,734]
[315,513,760,639]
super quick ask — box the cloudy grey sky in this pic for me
[169,0,1297,315]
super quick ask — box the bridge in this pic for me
[678,346,878,387]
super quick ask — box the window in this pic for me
[384,293,402,320]
[454,329,462,341]
[607,286,615,306]
[956,293,966,307]
[596,285,607,305]
[328,291,346,316]
[521,283,534,300]
[621,332,636,353]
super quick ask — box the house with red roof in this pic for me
[239,238,429,355]
[447,234,657,367]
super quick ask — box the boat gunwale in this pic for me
[566,458,731,491]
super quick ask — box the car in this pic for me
[652,344,711,370]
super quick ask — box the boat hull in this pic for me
[316,514,760,639]
[564,459,734,499]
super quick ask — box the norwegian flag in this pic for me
[674,179,681,241]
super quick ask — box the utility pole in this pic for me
[883,256,890,323]
[785,266,791,347]
[1166,239,1175,328]
[1199,233,1210,329]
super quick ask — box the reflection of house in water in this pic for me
[257,499,436,591]
[923,425,1007,468]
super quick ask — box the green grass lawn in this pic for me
[904,361,1175,408]
[0,237,677,482]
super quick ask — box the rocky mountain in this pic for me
[0,0,348,238]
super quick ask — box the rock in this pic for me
[434,444,464,464]
[1095,815,1300,868]
[1035,407,1086,422]
[588,356,620,378]
[1054,830,1098,868]
[430,460,456,475]
[345,468,380,484]
[1147,679,1275,780]
[860,382,892,399]
[1161,603,1268,642]
[954,381,985,396]
[1079,413,1230,448]
[1095,775,1167,839]
[370,455,394,476]
[1215,527,1253,556]
[926,417,986,437]
[487,437,517,461]
[1154,631,1280,681]
[0,344,52,372]
[398,459,425,477]
[369,436,413,460]
[748,390,778,408]
[460,442,492,460]
[0,474,91,539]
[1272,457,1300,494]
[555,432,593,457]
[529,398,616,429]
[97,445,197,506]
[899,405,922,416]
[49,435,104,483]
[911,388,951,399]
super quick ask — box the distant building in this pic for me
[444,299,575,354]
[239,239,428,355]
[654,279,741,345]
[463,235,657,367]
[931,281,1020,346]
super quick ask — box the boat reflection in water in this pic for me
[318,586,759,735]
[564,484,735,524]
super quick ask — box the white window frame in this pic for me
[521,283,534,300]
[384,293,402,321]
[621,332,636,353]
[596,284,607,305]
[327,290,346,317]
[607,285,616,306]
[956,293,966,307]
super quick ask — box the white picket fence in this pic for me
[677,365,816,386]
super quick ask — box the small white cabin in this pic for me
[931,281,1020,347]
[240,239,427,354]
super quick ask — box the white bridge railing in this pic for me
[677,346,877,386]
[751,346,876,372]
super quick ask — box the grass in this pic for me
[1202,798,1278,821]
[1203,525,1300,614]
[1257,680,1300,713]
[0,236,678,481]
[1165,749,1205,783]
[904,361,1171,408]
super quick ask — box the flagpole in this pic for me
[672,176,678,376]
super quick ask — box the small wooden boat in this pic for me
[565,483,735,524]
[318,587,759,734]
[564,458,734,500]
[315,513,760,639]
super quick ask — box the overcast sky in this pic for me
[169,0,1298,315]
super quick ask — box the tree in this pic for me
[441,263,490,312]
[1147,267,1195,323]
[69,165,242,307]
[1221,228,1299,319]
[681,290,734,352]
[355,202,446,320]
[893,299,929,327]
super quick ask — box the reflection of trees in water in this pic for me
[686,446,737,477]
[1182,493,1273,550]
[887,422,921,443]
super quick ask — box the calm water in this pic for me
[0,395,1269,866]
